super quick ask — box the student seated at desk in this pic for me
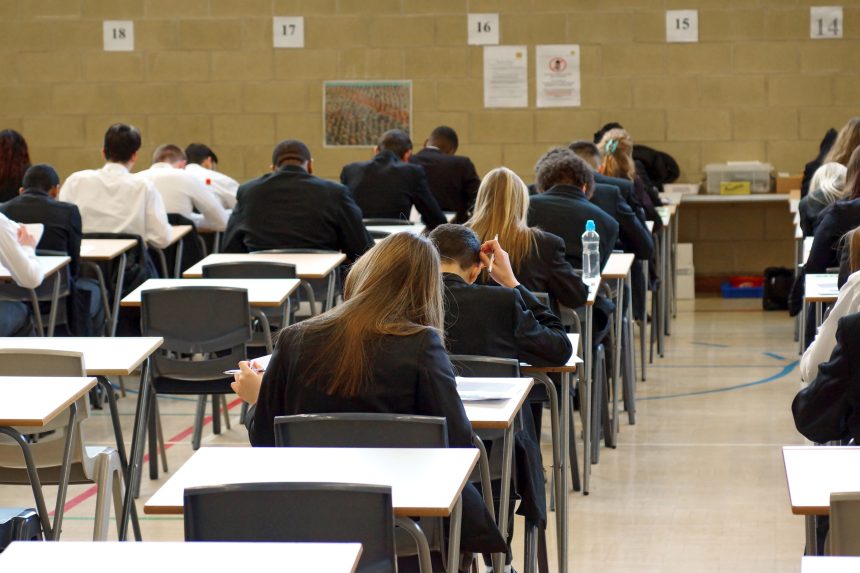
[798,162,848,237]
[231,232,505,562]
[0,164,104,335]
[0,212,43,336]
[184,143,240,210]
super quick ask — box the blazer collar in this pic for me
[442,272,469,286]
[544,184,587,200]
[374,150,401,165]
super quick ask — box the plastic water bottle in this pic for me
[582,219,600,281]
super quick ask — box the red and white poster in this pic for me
[536,45,581,108]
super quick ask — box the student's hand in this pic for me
[230,360,263,405]
[16,225,36,248]
[479,239,519,289]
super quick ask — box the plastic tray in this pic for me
[720,284,764,299]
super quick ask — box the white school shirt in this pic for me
[59,162,173,249]
[184,163,239,209]
[136,163,229,231]
[800,270,860,383]
[0,212,44,288]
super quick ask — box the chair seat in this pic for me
[152,376,234,395]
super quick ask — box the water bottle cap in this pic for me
[585,220,595,232]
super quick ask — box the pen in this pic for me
[224,368,265,375]
[488,234,499,273]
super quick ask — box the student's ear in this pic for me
[270,164,276,172]
[17,186,24,195]
[373,146,380,157]
[466,263,482,285]
[422,138,429,148]
[49,185,60,198]
[101,149,107,161]
[129,151,138,167]
[403,150,412,162]
[306,159,314,174]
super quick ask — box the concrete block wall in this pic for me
[1,0,859,185]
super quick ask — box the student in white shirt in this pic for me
[801,228,860,382]
[184,143,239,209]
[0,212,43,336]
[58,123,173,249]
[136,144,229,231]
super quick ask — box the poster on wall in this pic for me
[483,46,528,108]
[535,45,581,108]
[323,80,412,147]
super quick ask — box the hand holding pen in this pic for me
[479,237,519,289]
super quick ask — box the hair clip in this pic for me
[605,139,618,154]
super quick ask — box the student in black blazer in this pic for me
[0,164,104,335]
[232,232,504,558]
[340,129,447,228]
[222,139,373,261]
[590,183,654,260]
[410,126,481,223]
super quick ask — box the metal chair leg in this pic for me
[192,395,206,450]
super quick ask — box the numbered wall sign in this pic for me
[468,13,499,45]
[811,6,843,39]
[273,16,305,48]
[666,10,698,43]
[103,20,134,51]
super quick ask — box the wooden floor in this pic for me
[0,297,806,571]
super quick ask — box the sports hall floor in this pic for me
[0,297,805,572]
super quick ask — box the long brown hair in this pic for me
[467,167,537,273]
[288,233,444,398]
[0,129,30,185]
[848,227,860,275]
[824,117,860,166]
[597,128,635,181]
[845,147,860,201]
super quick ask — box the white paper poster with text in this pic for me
[483,45,528,108]
[536,45,581,108]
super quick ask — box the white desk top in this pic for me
[366,224,426,237]
[144,447,478,517]
[645,220,654,233]
[457,377,534,430]
[790,198,801,214]
[0,541,363,573]
[521,333,581,373]
[783,446,860,516]
[655,205,672,227]
[409,206,456,224]
[162,224,193,247]
[602,253,636,279]
[80,238,137,260]
[0,376,97,427]
[183,253,346,279]
[802,557,860,572]
[796,222,804,240]
[803,237,813,266]
[121,278,300,308]
[584,276,600,305]
[804,273,839,304]
[0,337,162,376]
[0,255,69,282]
[681,193,789,204]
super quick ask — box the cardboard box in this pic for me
[662,183,699,195]
[677,266,695,300]
[677,243,694,268]
[776,174,803,194]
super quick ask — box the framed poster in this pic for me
[323,80,412,147]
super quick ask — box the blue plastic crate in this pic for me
[720,283,764,299]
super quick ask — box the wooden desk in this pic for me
[148,225,193,278]
[645,220,654,233]
[121,278,300,308]
[0,255,70,337]
[81,238,139,336]
[0,541,363,573]
[802,557,860,572]
[144,447,477,573]
[602,253,635,279]
[803,237,813,267]
[602,252,637,444]
[0,376,97,540]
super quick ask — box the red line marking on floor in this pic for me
[56,397,244,516]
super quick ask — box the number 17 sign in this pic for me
[666,10,698,43]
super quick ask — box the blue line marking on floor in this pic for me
[690,342,730,348]
[640,360,798,401]
[763,352,787,361]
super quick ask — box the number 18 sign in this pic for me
[666,10,698,43]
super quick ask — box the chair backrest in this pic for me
[829,492,860,555]
[448,354,521,378]
[141,287,251,381]
[184,482,397,573]
[274,413,448,448]
[362,219,414,226]
[202,261,297,279]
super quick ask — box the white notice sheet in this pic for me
[535,44,581,108]
[483,45,528,108]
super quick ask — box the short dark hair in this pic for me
[152,144,186,164]
[22,163,60,192]
[594,122,623,145]
[378,129,412,159]
[272,139,311,168]
[429,223,481,271]
[535,147,595,193]
[429,126,459,153]
[185,143,218,165]
[103,123,141,163]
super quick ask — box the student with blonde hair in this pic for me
[799,162,848,236]
[231,232,504,560]
[467,166,587,310]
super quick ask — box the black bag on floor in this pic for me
[0,508,43,553]
[763,267,794,311]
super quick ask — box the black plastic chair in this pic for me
[251,248,342,314]
[362,218,415,226]
[274,413,449,573]
[140,287,251,475]
[0,249,71,337]
[184,482,397,573]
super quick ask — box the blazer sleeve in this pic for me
[542,234,588,309]
[512,286,573,366]
[616,195,654,260]
[792,316,860,443]
[335,187,374,261]
[68,206,83,278]
[221,188,248,253]
[415,330,474,448]
[410,166,447,229]
[246,339,292,447]
[806,212,838,274]
[461,158,481,210]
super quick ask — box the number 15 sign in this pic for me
[666,10,698,43]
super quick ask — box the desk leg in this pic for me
[815,301,823,329]
[583,305,593,495]
[659,228,668,353]
[50,402,78,539]
[560,371,571,573]
[110,253,126,337]
[47,272,60,337]
[325,271,336,312]
[0,427,53,539]
[624,274,637,425]
[611,277,624,443]
[28,289,44,337]
[805,515,818,555]
[447,495,463,573]
[640,260,647,382]
[173,240,184,278]
[100,376,141,540]
[800,299,807,353]
[119,358,150,541]
[394,517,432,573]
[212,232,221,254]
[671,209,679,320]
[494,424,515,573]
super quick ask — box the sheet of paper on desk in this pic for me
[23,223,43,245]
[254,354,272,370]
[456,380,519,402]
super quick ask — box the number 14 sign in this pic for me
[811,6,843,39]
